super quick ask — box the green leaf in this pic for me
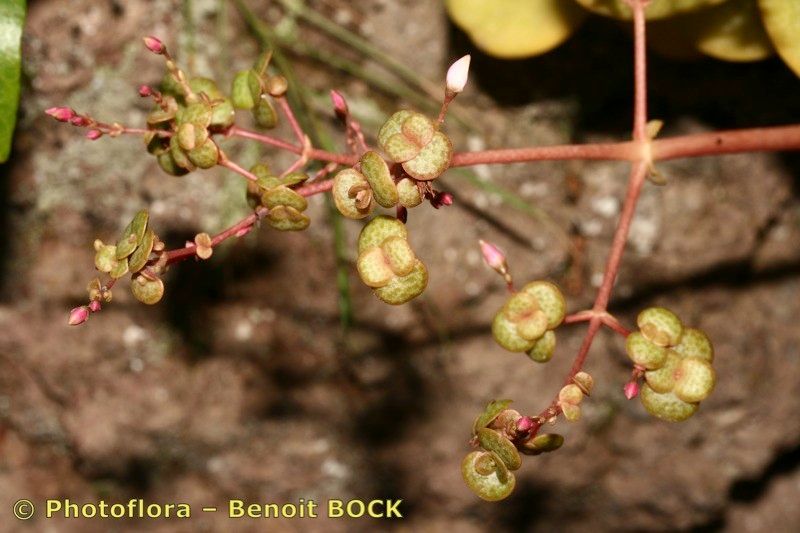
[0,0,26,162]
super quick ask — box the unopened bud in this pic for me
[45,107,76,122]
[138,85,153,97]
[330,90,349,121]
[70,116,89,127]
[142,36,166,55]
[479,239,507,273]
[68,306,90,326]
[88,300,102,313]
[624,381,640,400]
[86,129,103,140]
[446,54,471,94]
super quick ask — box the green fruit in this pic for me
[401,131,453,181]
[332,168,373,219]
[527,330,556,363]
[397,178,423,208]
[266,206,310,231]
[360,151,398,208]
[626,332,669,369]
[261,185,308,212]
[673,357,716,403]
[521,433,564,455]
[116,210,149,260]
[381,236,416,276]
[640,384,698,422]
[687,0,774,62]
[473,399,513,434]
[357,216,408,254]
[253,96,278,129]
[573,0,727,20]
[637,307,683,347]
[131,274,165,305]
[644,350,681,393]
[373,259,428,305]
[477,428,521,470]
[521,281,566,329]
[356,246,395,288]
[186,138,220,169]
[492,312,536,352]
[231,70,258,109]
[673,328,714,362]
[461,451,516,502]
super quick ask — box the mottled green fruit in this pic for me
[492,312,536,352]
[129,229,155,274]
[516,311,548,341]
[473,399,513,435]
[157,152,189,176]
[401,113,435,146]
[644,350,681,393]
[360,151,398,208]
[477,428,521,470]
[381,236,416,276]
[109,257,129,279]
[383,134,420,163]
[186,138,220,169]
[131,274,164,305]
[94,243,118,273]
[640,384,698,422]
[673,357,716,403]
[332,168,373,219]
[281,172,308,187]
[559,384,583,405]
[397,178,422,208]
[253,96,278,129]
[261,185,308,212]
[177,102,213,127]
[521,433,564,455]
[561,403,581,422]
[188,77,223,100]
[209,98,235,129]
[231,70,258,109]
[170,135,195,171]
[626,332,669,370]
[116,210,149,260]
[637,307,683,347]
[377,110,413,149]
[374,260,428,305]
[573,371,594,395]
[573,0,726,21]
[402,132,453,181]
[503,291,540,322]
[357,216,408,254]
[266,206,310,231]
[356,246,395,288]
[673,328,714,363]
[462,451,515,502]
[527,330,556,363]
[521,281,566,329]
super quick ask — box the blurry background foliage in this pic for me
[0,0,26,162]
[446,0,800,78]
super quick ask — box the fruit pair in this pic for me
[247,163,310,231]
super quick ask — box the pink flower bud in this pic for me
[142,36,166,55]
[70,116,89,127]
[45,106,76,122]
[624,381,640,400]
[440,192,454,206]
[479,239,507,272]
[516,416,535,434]
[68,306,90,326]
[88,300,102,313]
[446,54,471,94]
[85,129,103,140]
[138,85,153,97]
[330,90,349,120]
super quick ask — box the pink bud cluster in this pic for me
[68,300,102,326]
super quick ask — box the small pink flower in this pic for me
[138,85,153,97]
[45,107,76,122]
[624,381,640,400]
[330,90,349,120]
[68,306,90,326]
[85,129,103,140]
[142,36,166,55]
[88,300,102,313]
[479,239,507,272]
[70,116,89,127]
